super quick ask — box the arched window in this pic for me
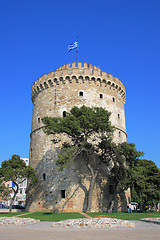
[63,111,67,117]
[100,93,103,99]
[79,91,83,97]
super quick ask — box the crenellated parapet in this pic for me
[28,60,129,213]
[31,62,126,102]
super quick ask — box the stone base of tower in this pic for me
[26,150,130,213]
[28,62,129,212]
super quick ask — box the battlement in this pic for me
[55,62,102,72]
[31,63,126,102]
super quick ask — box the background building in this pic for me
[14,157,29,206]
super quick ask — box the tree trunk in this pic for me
[9,183,18,212]
[140,192,143,211]
[86,163,97,213]
[108,185,118,213]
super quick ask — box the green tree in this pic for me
[108,142,143,210]
[43,106,115,212]
[43,105,142,212]
[0,155,36,212]
[0,184,12,202]
[110,144,160,211]
[130,159,160,210]
[110,142,144,188]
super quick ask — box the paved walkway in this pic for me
[0,220,160,240]
[78,211,92,218]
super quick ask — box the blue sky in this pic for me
[0,0,160,167]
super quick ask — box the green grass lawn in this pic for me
[87,212,160,221]
[0,211,160,221]
[0,212,28,217]
[19,212,86,222]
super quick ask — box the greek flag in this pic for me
[67,41,78,52]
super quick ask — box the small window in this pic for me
[118,114,120,119]
[63,111,67,117]
[113,97,115,102]
[100,94,103,99]
[119,131,121,137]
[38,117,40,123]
[109,185,114,195]
[43,173,46,180]
[31,148,32,157]
[61,190,65,198]
[79,91,83,96]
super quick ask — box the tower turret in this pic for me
[28,63,129,212]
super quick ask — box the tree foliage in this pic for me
[43,106,114,143]
[0,184,12,201]
[130,159,160,210]
[42,105,143,212]
[110,142,144,188]
[0,155,36,211]
[43,106,116,211]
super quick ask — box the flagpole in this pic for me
[76,36,78,66]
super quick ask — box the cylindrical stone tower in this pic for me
[28,62,129,212]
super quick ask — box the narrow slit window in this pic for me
[113,97,115,102]
[43,173,46,180]
[118,114,120,119]
[38,117,40,123]
[61,190,65,198]
[30,148,32,157]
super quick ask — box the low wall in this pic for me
[0,209,24,213]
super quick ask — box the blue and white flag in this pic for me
[67,41,78,52]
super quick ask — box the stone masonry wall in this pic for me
[27,63,129,212]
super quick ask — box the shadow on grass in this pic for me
[42,212,55,215]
